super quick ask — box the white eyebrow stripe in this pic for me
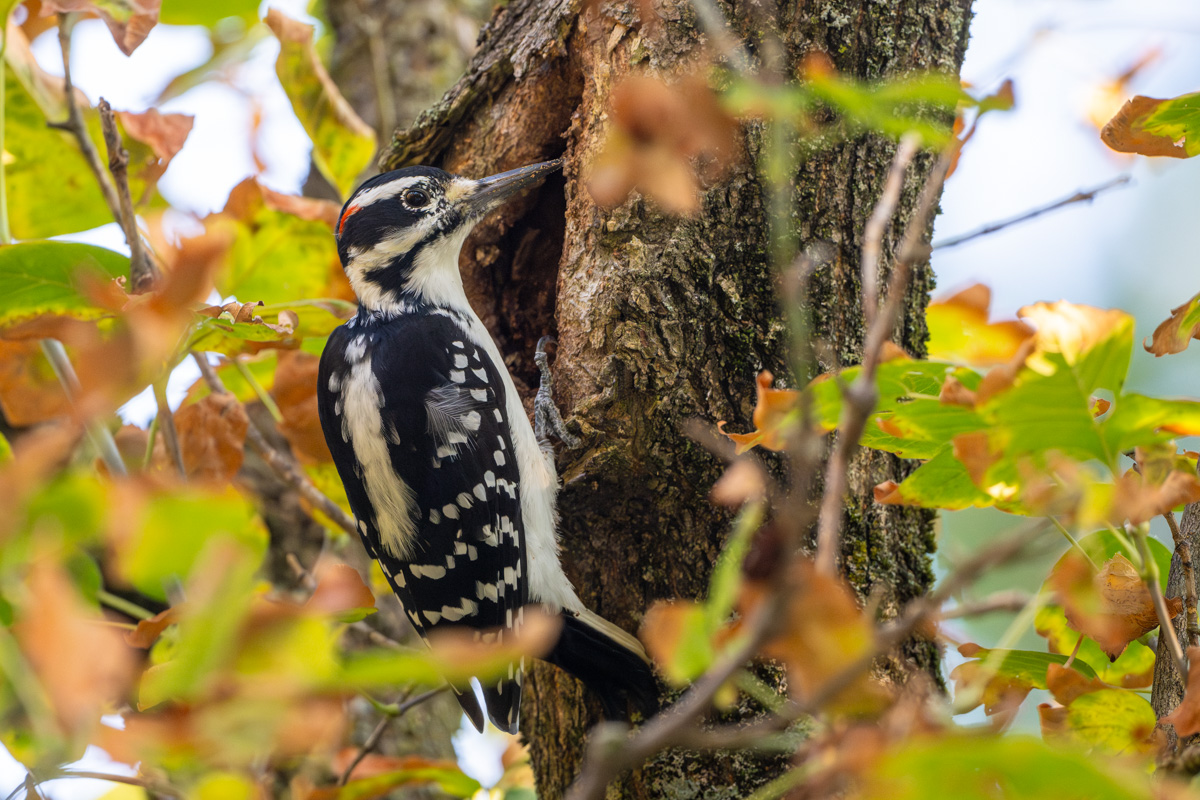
[351,177,424,210]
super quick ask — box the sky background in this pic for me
[7,0,1200,795]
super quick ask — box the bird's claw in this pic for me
[534,337,580,448]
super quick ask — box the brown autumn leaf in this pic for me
[39,0,159,56]
[1163,646,1200,736]
[125,605,183,648]
[118,108,192,162]
[948,652,1032,726]
[1045,662,1108,705]
[273,351,331,464]
[1054,551,1181,659]
[303,562,375,616]
[1112,467,1200,526]
[0,339,71,426]
[170,392,249,482]
[938,375,977,407]
[717,371,800,454]
[750,560,887,714]
[588,73,740,215]
[1038,703,1070,738]
[710,460,767,507]
[424,606,561,685]
[1145,291,1200,356]
[952,431,995,486]
[1101,95,1191,158]
[13,558,137,735]
[260,184,341,230]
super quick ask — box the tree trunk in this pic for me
[351,1,972,796]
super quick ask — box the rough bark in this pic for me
[1154,502,1200,753]
[366,1,972,797]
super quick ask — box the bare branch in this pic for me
[97,98,158,293]
[1136,527,1188,679]
[1165,508,1200,648]
[49,15,122,224]
[152,377,185,478]
[932,175,1131,251]
[815,136,954,575]
[861,136,919,328]
[54,770,181,798]
[338,688,445,786]
[939,590,1033,619]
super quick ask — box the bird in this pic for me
[316,158,658,733]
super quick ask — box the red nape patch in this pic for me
[338,204,361,235]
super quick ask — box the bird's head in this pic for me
[335,159,562,313]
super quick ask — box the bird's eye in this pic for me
[403,189,430,208]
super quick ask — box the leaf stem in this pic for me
[97,588,153,621]
[1050,517,1098,569]
[234,356,283,423]
[39,339,126,476]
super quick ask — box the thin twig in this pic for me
[53,770,181,798]
[860,136,919,328]
[939,590,1033,619]
[39,339,126,477]
[338,688,445,785]
[932,175,1131,251]
[97,98,158,293]
[192,352,358,536]
[1165,508,1200,648]
[1135,526,1188,679]
[48,15,122,224]
[286,552,319,591]
[152,377,186,478]
[814,135,953,575]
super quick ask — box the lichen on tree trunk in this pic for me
[375,1,973,797]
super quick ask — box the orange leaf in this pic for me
[125,605,183,648]
[40,0,159,55]
[1145,292,1200,356]
[717,371,800,453]
[273,351,331,464]
[1045,662,1108,705]
[1101,95,1191,158]
[304,563,375,616]
[170,393,249,483]
[1054,552,1180,660]
[13,558,137,735]
[927,284,1034,366]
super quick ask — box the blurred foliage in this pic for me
[2,0,1200,799]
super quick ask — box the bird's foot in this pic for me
[534,336,581,448]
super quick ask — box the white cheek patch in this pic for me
[443,177,476,204]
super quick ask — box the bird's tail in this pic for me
[544,608,661,720]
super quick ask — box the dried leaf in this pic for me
[1145,291,1200,356]
[117,108,193,162]
[40,0,159,55]
[950,657,1033,725]
[125,605,183,648]
[1112,468,1200,526]
[273,351,330,464]
[952,431,995,487]
[1102,94,1200,159]
[13,558,137,734]
[170,393,249,483]
[717,371,800,453]
[1163,646,1200,736]
[1045,662,1108,706]
[710,460,767,507]
[0,339,71,426]
[1054,552,1180,659]
[304,562,375,619]
[588,74,739,215]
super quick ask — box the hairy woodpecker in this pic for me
[317,159,658,733]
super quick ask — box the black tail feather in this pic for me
[452,684,486,733]
[544,610,660,720]
[482,673,522,734]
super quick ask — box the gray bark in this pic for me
[1154,503,1200,756]
[339,0,973,796]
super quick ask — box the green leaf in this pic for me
[864,735,1152,800]
[216,204,342,306]
[704,503,762,631]
[119,488,268,603]
[875,446,997,510]
[956,646,1097,687]
[1053,689,1157,753]
[159,0,260,27]
[138,539,262,708]
[3,66,113,238]
[0,242,129,329]
[0,432,11,464]
[190,772,258,800]
[336,765,482,800]
[1034,605,1156,687]
[265,10,375,198]
[1100,393,1200,455]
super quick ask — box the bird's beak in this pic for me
[462,159,562,218]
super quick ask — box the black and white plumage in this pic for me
[317,160,657,733]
